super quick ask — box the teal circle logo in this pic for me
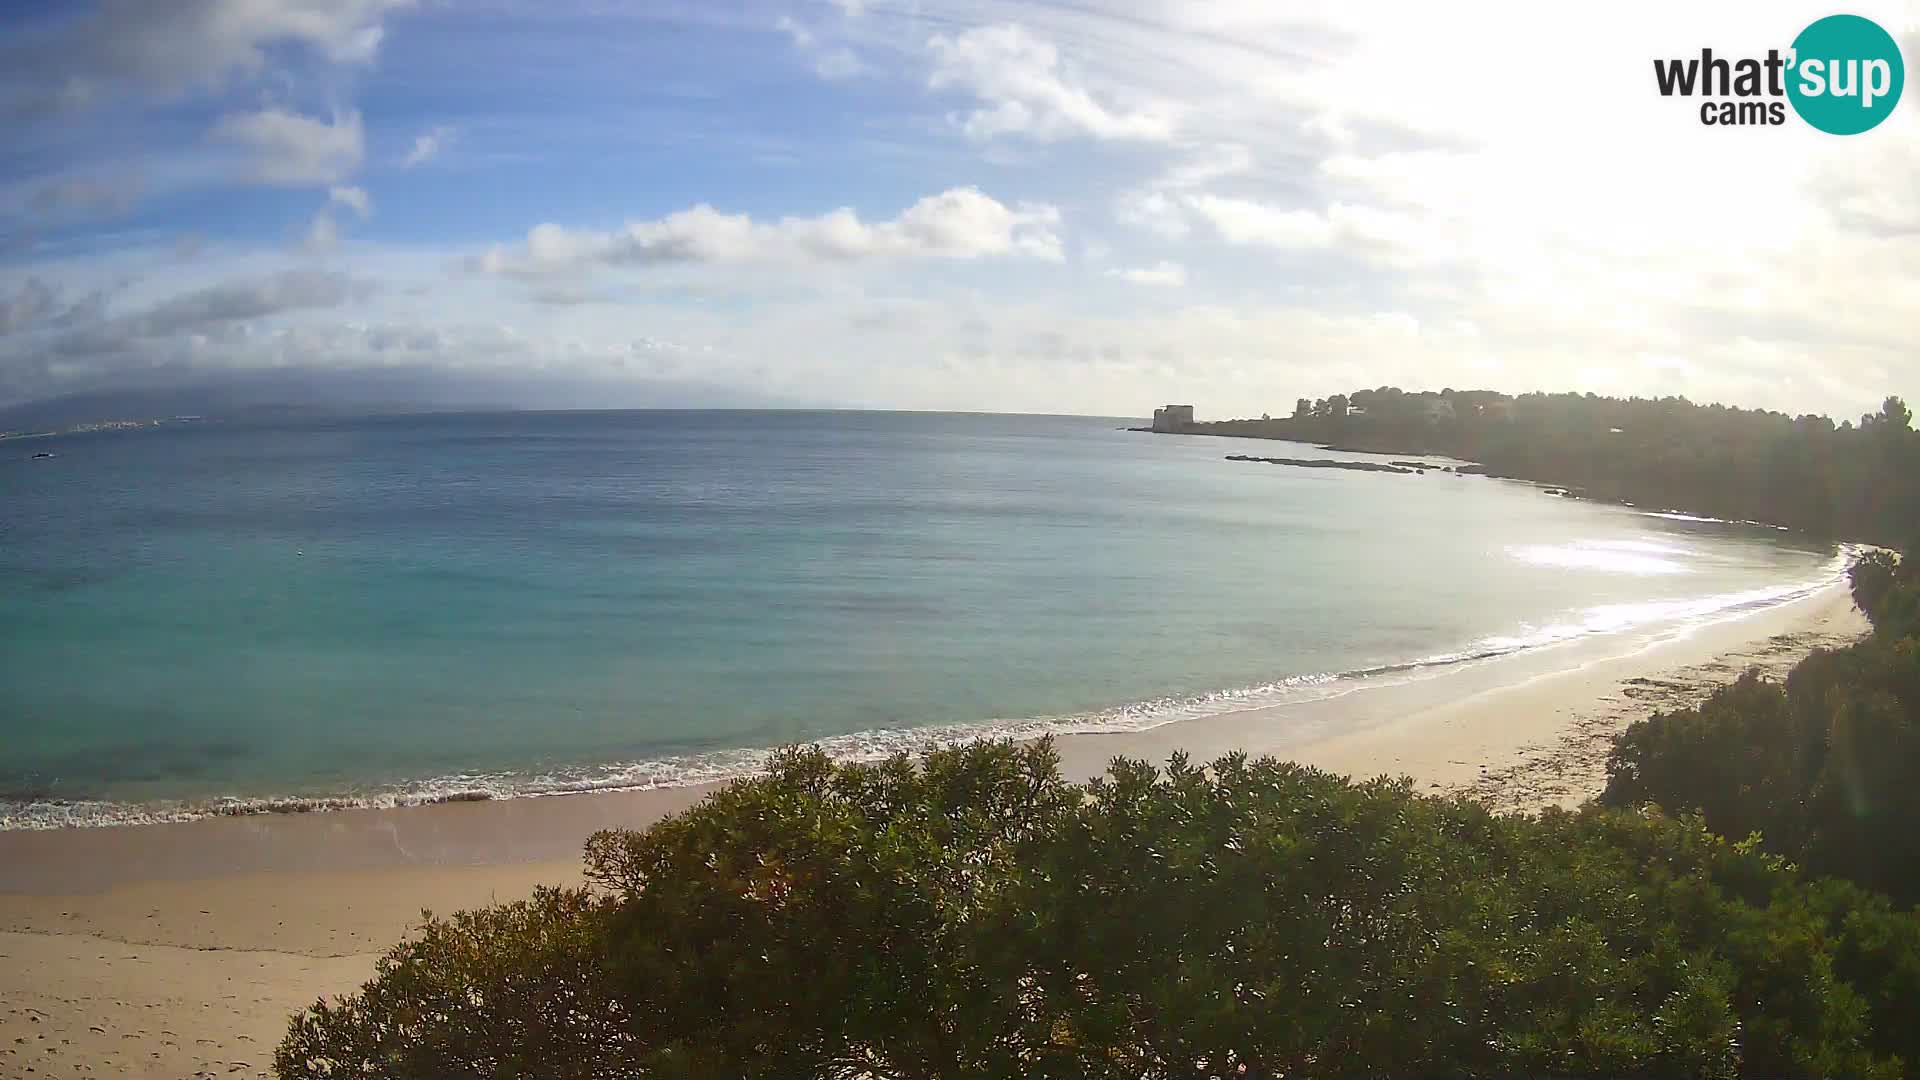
[1787,14,1905,134]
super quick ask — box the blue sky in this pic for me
[1,0,1916,418]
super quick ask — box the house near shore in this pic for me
[1152,404,1195,432]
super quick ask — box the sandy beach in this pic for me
[0,581,1869,1079]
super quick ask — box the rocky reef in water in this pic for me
[1225,454,1425,474]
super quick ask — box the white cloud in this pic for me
[810,47,864,80]
[303,187,371,253]
[304,212,340,253]
[1183,195,1334,250]
[1162,143,1255,189]
[1113,190,1189,240]
[1110,143,1260,240]
[400,125,454,168]
[1105,261,1186,287]
[776,15,816,49]
[328,185,372,219]
[478,187,1064,274]
[927,24,1174,142]
[211,108,364,186]
[26,174,143,219]
[1174,192,1455,271]
[4,271,381,390]
[777,16,864,80]
[0,278,59,334]
[2,0,409,114]
[131,269,374,335]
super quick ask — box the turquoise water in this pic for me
[0,410,1843,827]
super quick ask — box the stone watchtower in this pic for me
[1151,404,1195,432]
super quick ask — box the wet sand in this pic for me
[0,581,1869,1078]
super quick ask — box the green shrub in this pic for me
[277,887,631,1079]
[280,742,1916,1078]
[1601,551,1920,906]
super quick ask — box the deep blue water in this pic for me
[0,410,1841,826]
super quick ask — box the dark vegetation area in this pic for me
[279,393,1920,1079]
[278,742,1920,1079]
[1191,390,1920,546]
[1602,547,1920,906]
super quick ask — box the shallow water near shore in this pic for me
[0,410,1845,828]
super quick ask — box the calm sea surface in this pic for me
[0,410,1842,827]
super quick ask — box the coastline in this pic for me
[0,577,1870,1078]
[1056,576,1867,811]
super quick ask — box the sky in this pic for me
[1,0,1916,420]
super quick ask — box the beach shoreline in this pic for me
[2,543,1856,835]
[0,578,1871,1078]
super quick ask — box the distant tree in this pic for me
[1294,397,1312,419]
[1870,396,1912,433]
[1240,385,1920,545]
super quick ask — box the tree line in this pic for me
[1194,389,1920,546]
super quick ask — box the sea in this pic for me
[0,410,1849,828]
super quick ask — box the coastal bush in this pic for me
[279,741,1917,1078]
[1601,549,1920,906]
[276,887,633,1079]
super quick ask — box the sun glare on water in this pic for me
[1508,538,1694,576]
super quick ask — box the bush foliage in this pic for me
[280,741,1920,1079]
[1601,548,1920,906]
